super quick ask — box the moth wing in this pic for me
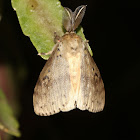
[77,46,105,112]
[33,44,75,116]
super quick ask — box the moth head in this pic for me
[63,5,87,32]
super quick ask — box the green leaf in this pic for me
[11,0,92,60]
[0,89,20,137]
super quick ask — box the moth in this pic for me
[33,5,105,116]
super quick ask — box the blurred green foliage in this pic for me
[0,89,20,137]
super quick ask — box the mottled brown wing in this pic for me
[77,45,105,112]
[33,43,76,116]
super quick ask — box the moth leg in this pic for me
[54,32,61,43]
[38,43,58,56]
[83,40,93,56]
[38,51,52,56]
[83,40,89,48]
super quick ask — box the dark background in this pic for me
[0,0,140,140]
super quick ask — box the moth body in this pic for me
[33,5,105,116]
